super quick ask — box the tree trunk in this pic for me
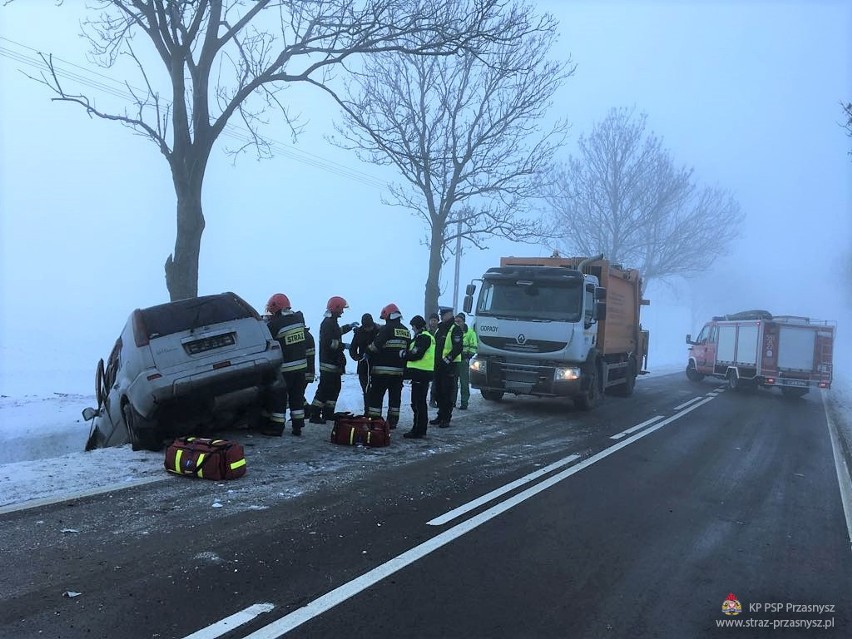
[164,164,206,301]
[423,225,444,317]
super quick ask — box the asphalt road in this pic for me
[1,373,850,639]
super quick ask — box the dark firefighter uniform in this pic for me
[349,314,380,415]
[431,309,464,427]
[266,310,310,436]
[404,316,436,439]
[310,314,355,422]
[366,313,410,428]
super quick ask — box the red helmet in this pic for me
[266,293,291,314]
[326,296,349,314]
[380,303,401,320]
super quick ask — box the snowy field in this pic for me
[0,365,849,513]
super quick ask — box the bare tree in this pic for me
[542,107,743,288]
[328,3,571,316]
[29,0,528,301]
[844,101,852,156]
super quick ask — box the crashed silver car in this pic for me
[83,292,283,451]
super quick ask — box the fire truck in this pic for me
[685,310,835,397]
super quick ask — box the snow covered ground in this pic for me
[1,365,849,514]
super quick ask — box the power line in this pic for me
[0,36,389,190]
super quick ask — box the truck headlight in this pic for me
[554,367,580,381]
[469,357,486,374]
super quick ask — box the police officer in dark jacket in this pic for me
[264,293,309,436]
[366,303,410,428]
[309,296,357,423]
[431,307,464,428]
[404,315,436,439]
[349,313,380,414]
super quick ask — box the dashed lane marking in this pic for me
[610,415,665,440]
[673,397,704,410]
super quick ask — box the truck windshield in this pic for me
[476,280,582,321]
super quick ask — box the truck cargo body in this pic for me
[464,256,649,410]
[686,312,835,396]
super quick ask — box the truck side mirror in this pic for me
[463,295,473,314]
[685,334,693,345]
[595,286,607,301]
[595,301,607,321]
[465,284,476,296]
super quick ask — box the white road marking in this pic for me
[610,415,664,440]
[242,395,716,638]
[427,454,581,526]
[182,603,275,639]
[0,476,167,515]
[673,397,703,410]
[822,391,852,551]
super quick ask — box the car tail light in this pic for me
[819,381,828,388]
[132,309,149,347]
[146,373,162,381]
[766,378,775,384]
[213,360,231,370]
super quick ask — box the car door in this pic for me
[100,338,128,446]
[692,324,713,374]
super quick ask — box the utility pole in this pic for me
[452,217,462,312]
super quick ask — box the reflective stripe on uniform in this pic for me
[371,366,404,376]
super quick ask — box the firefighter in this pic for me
[403,315,435,439]
[349,313,380,414]
[431,307,464,428]
[454,312,478,410]
[263,293,309,436]
[309,296,357,423]
[365,303,410,428]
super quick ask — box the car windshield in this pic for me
[141,294,256,339]
[476,280,582,321]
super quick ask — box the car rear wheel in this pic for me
[123,403,161,451]
[480,390,504,402]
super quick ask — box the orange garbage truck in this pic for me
[462,255,649,410]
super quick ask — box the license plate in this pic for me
[784,379,807,387]
[184,332,236,355]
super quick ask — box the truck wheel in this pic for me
[610,358,636,397]
[781,387,808,399]
[686,361,704,383]
[574,362,603,410]
[481,390,504,402]
[123,403,161,451]
[726,370,740,392]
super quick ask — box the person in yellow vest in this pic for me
[431,307,464,428]
[403,315,436,439]
[454,312,478,409]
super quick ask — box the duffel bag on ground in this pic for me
[330,413,367,445]
[164,436,247,480]
[330,413,391,446]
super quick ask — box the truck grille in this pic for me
[479,337,567,353]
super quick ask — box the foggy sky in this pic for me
[1,0,850,395]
